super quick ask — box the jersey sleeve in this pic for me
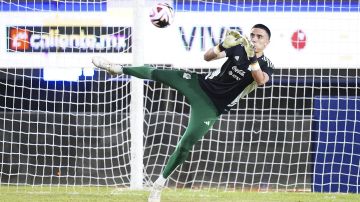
[261,64,273,76]
[260,57,274,77]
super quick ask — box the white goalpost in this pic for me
[0,0,359,195]
[130,0,145,190]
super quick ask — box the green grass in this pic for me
[0,186,359,202]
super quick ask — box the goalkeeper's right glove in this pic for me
[214,29,242,54]
[222,30,242,48]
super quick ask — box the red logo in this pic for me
[291,29,306,50]
[10,28,30,51]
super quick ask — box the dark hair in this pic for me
[252,24,271,39]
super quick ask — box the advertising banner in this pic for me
[8,26,131,53]
[0,10,359,69]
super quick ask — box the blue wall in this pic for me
[312,96,360,193]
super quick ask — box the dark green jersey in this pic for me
[198,44,274,114]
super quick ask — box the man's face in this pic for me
[250,28,270,53]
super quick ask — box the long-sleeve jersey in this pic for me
[198,44,274,115]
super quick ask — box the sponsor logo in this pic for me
[291,29,306,50]
[204,121,210,126]
[183,73,191,79]
[7,26,132,53]
[228,66,245,80]
[10,28,30,51]
[179,26,242,51]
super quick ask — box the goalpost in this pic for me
[0,0,359,194]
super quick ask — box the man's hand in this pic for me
[239,35,256,62]
[222,30,242,48]
[222,30,257,63]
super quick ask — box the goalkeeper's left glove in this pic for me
[239,35,257,64]
[238,36,261,71]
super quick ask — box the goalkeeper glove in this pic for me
[238,36,260,71]
[222,30,242,48]
[239,35,257,64]
[214,30,242,54]
[217,30,257,62]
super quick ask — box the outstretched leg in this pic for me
[149,104,218,202]
[123,67,202,99]
[162,105,218,178]
[148,82,219,202]
[92,56,206,99]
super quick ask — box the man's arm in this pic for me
[250,62,269,86]
[204,45,226,61]
[239,36,269,86]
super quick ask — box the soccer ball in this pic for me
[149,3,174,28]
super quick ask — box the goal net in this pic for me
[0,0,359,194]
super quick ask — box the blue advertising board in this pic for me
[0,0,106,11]
[175,0,360,12]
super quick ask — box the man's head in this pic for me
[250,24,271,54]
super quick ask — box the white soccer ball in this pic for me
[149,3,174,28]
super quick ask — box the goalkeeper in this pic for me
[92,24,274,202]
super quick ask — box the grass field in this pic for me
[1,186,360,202]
